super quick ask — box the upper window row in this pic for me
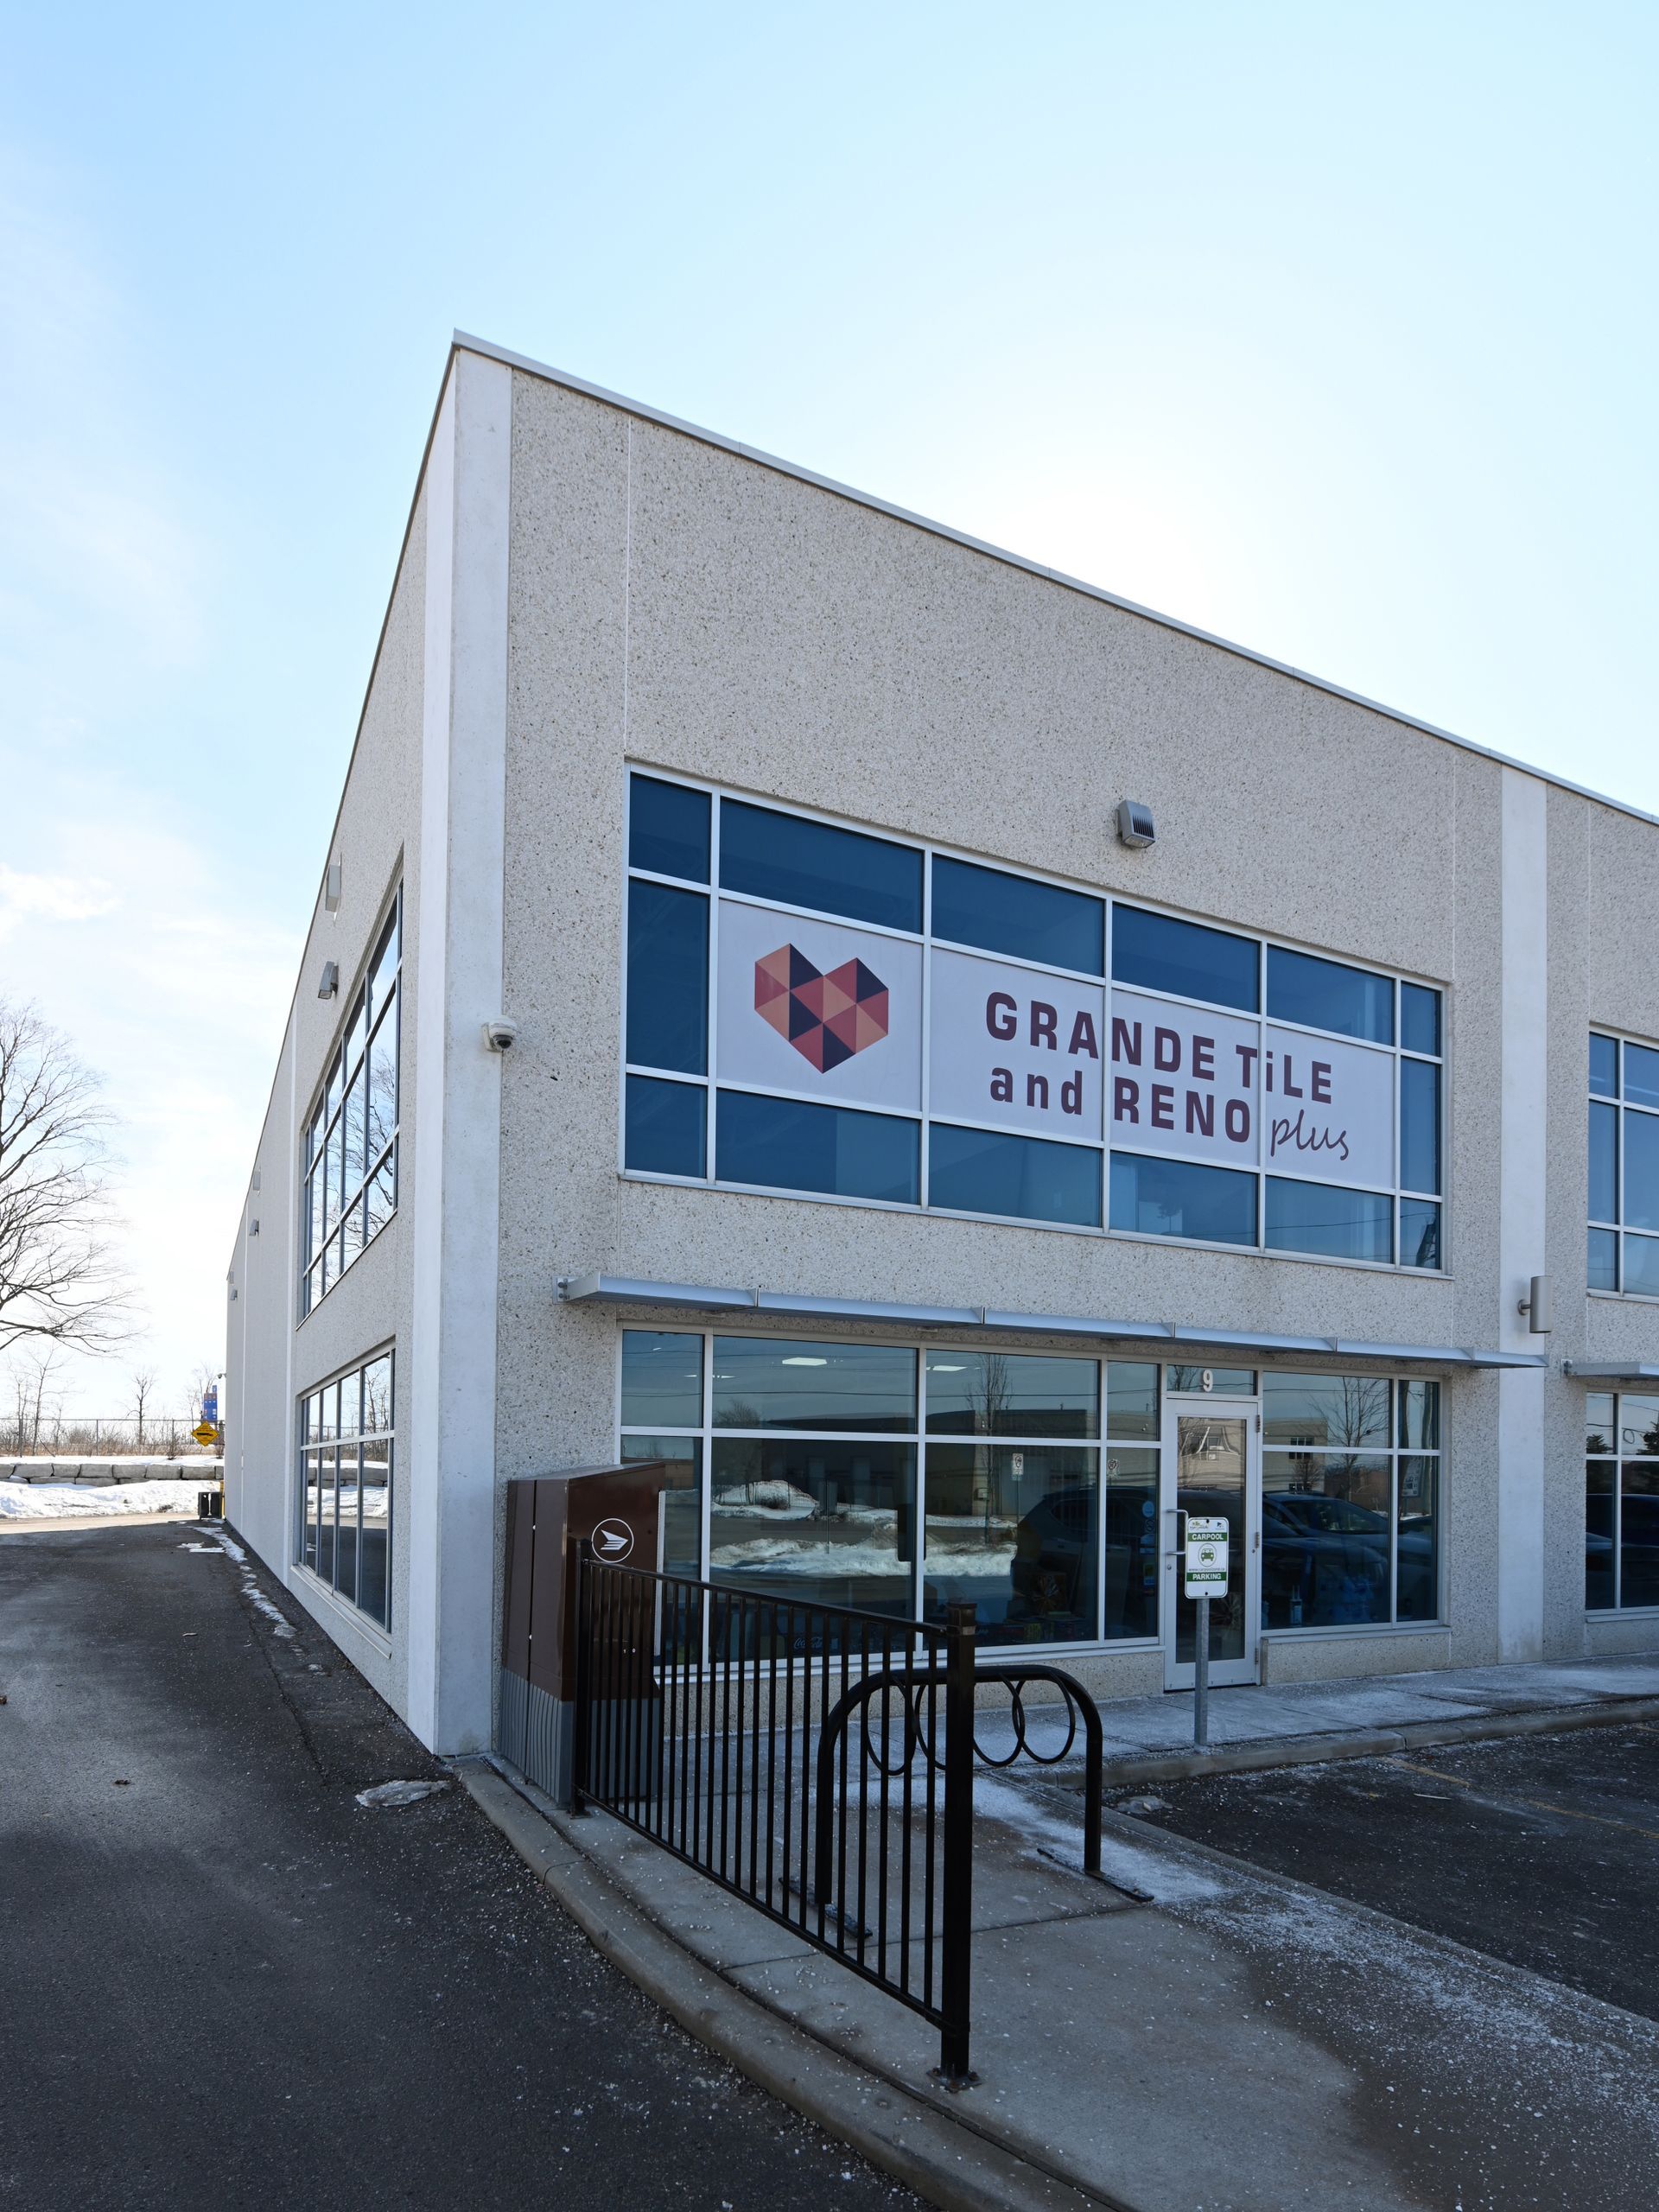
[1589,1030,1659,1298]
[302,895,402,1317]
[631,775,1443,1046]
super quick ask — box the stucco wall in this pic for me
[489,370,1533,1691]
[226,478,429,1708]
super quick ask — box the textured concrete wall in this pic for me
[490,368,1532,1694]
[226,474,429,1710]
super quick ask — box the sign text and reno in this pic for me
[716,897,1394,1185]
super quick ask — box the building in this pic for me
[224,333,1659,1757]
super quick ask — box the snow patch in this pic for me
[973,1776,1225,1904]
[355,1780,448,1808]
[0,1478,207,1520]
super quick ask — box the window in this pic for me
[621,774,1445,1268]
[619,1332,1440,1649]
[1585,1392,1659,1611]
[1586,1031,1659,1295]
[298,1351,393,1627]
[1262,1373,1440,1626]
[302,894,401,1315]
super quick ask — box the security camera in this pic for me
[483,1019,518,1052]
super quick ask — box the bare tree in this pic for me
[130,1365,158,1447]
[0,1001,130,1358]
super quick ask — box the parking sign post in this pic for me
[1184,1516,1230,1752]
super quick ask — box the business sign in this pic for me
[715,905,1395,1184]
[1107,989,1394,1186]
[715,899,923,1110]
[930,948,1105,1139]
[1184,1516,1230,1598]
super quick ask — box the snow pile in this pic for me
[0,1478,209,1521]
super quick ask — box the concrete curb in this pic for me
[456,1761,1130,2212]
[1097,1692,1659,1789]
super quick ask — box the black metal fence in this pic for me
[572,1551,979,2084]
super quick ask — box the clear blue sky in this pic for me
[2,3,1654,1410]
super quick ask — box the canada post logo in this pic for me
[754,944,890,1072]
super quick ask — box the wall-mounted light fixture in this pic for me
[1517,1274,1553,1333]
[1116,799,1156,850]
[318,961,339,999]
[325,860,343,913]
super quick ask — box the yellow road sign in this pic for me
[192,1421,219,1446]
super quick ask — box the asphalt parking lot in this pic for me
[1121,1721,1659,2019]
[0,1522,919,2212]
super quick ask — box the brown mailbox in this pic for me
[497,1460,677,1804]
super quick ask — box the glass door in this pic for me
[1161,1400,1260,1689]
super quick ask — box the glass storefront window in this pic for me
[710,1338,915,1433]
[924,1351,1098,1437]
[619,1333,1442,1646]
[1580,1391,1659,1613]
[1263,1372,1392,1451]
[1105,1362,1160,1440]
[620,1331,703,1430]
[1103,1445,1160,1638]
[708,1436,917,1617]
[929,1124,1101,1227]
[923,1444,1098,1643]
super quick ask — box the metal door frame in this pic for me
[1160,1395,1262,1690]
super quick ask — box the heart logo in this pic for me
[754,944,890,1072]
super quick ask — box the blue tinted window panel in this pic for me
[1623,1233,1659,1298]
[1624,1110,1659,1230]
[715,1090,919,1203]
[1401,983,1441,1057]
[630,776,710,882]
[1628,1044,1659,1110]
[931,856,1103,976]
[1109,1153,1257,1246]
[626,880,709,1074]
[1267,947,1394,1045]
[719,800,922,933]
[927,1123,1103,1227]
[1586,1460,1617,1609]
[1588,1226,1618,1292]
[626,1076,707,1178]
[1265,1178,1392,1262]
[1590,1101,1618,1222]
[1400,1198,1442,1271]
[1590,1033,1618,1098]
[1400,1058,1441,1195]
[1111,906,1258,1013]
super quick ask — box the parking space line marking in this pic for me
[1386,1758,1659,1841]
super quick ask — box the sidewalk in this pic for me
[468,1651,1659,2212]
[1035,1650,1659,1783]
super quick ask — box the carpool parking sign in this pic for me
[1184,1516,1230,1599]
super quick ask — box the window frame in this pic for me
[296,1346,395,1631]
[620,771,1446,1274]
[1586,1028,1659,1300]
[301,887,403,1318]
[617,1329,1446,1656]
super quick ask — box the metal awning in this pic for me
[556,1273,1546,1370]
[1564,1361,1659,1382]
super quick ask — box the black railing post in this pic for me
[569,1537,591,1814]
[934,1600,977,2088]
